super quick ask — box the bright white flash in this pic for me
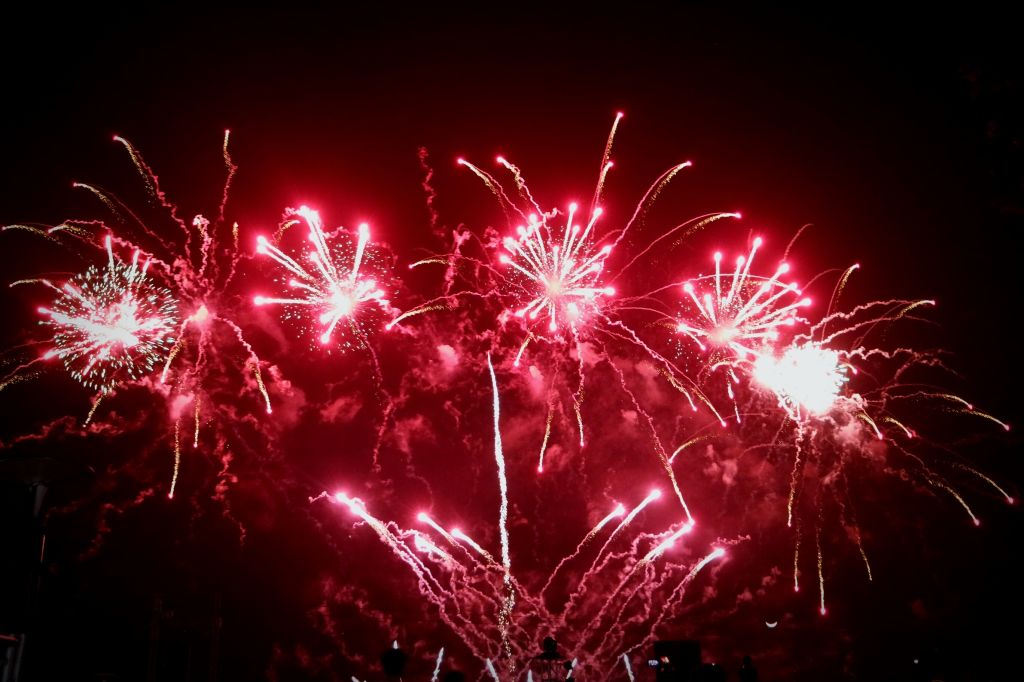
[753,343,849,417]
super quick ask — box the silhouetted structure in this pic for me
[693,662,726,682]
[738,654,758,682]
[1,456,93,682]
[531,636,571,681]
[379,644,407,678]
[440,672,465,682]
[650,640,702,681]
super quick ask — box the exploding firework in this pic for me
[454,114,705,348]
[4,131,278,500]
[697,259,1015,616]
[0,117,1013,679]
[670,237,811,424]
[448,115,735,493]
[675,237,809,357]
[751,341,850,419]
[36,235,179,393]
[254,206,396,349]
[495,202,614,335]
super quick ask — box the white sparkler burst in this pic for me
[499,202,615,334]
[254,206,392,346]
[753,342,850,418]
[677,237,810,357]
[39,235,179,393]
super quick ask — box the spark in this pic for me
[431,648,445,682]
[84,394,104,426]
[954,465,1016,504]
[169,418,181,499]
[417,512,458,545]
[488,353,515,671]
[386,304,448,330]
[487,354,512,573]
[642,522,694,562]
[413,532,453,562]
[193,397,202,447]
[541,502,626,597]
[450,528,496,564]
[537,401,554,472]
[668,435,712,463]
[817,525,826,616]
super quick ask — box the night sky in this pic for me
[1,6,1021,681]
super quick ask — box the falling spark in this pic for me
[169,418,181,499]
[537,402,554,472]
[816,525,826,616]
[193,397,201,447]
[431,648,445,682]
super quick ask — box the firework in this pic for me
[254,206,395,348]
[494,201,615,334]
[2,117,1013,679]
[4,132,276,501]
[37,235,178,393]
[318,363,732,677]
[752,342,850,419]
[710,263,1014,615]
[675,238,810,357]
[327,484,727,677]
[669,237,812,424]
[451,115,734,497]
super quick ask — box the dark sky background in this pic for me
[1,5,1022,681]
